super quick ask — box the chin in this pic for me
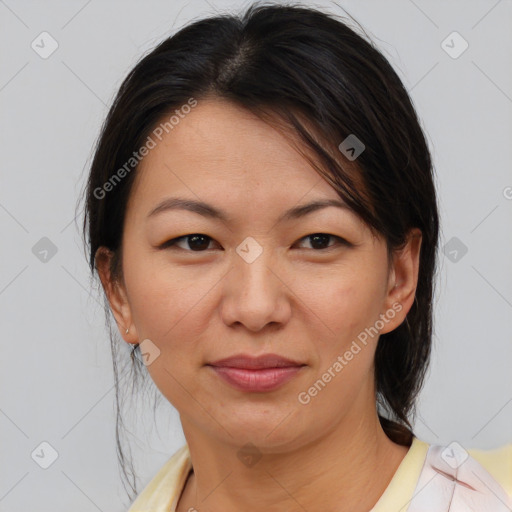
[214,406,309,451]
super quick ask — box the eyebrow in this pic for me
[146,196,351,223]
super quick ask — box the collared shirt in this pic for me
[127,436,512,511]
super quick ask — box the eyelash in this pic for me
[158,233,351,252]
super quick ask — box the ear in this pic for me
[379,228,422,335]
[95,246,138,344]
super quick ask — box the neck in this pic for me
[177,410,410,512]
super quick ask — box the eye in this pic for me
[295,233,350,250]
[158,232,351,252]
[159,234,221,252]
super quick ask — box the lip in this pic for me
[209,354,304,369]
[207,354,306,392]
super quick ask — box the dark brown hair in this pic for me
[78,1,440,500]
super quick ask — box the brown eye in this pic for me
[296,233,350,250]
[160,234,218,251]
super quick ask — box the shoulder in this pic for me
[407,439,512,511]
[127,444,191,512]
[467,443,512,496]
[413,438,512,495]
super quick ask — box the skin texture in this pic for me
[96,97,422,512]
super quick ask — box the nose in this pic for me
[220,246,292,332]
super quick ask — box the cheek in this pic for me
[309,275,384,337]
[300,282,382,414]
[299,268,387,376]
[124,255,215,345]
[126,267,217,404]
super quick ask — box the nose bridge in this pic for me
[221,239,289,330]
[233,241,279,304]
[236,247,275,296]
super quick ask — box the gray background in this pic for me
[1,0,511,510]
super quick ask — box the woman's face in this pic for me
[98,97,420,452]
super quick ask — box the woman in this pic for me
[80,2,511,511]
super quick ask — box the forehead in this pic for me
[129,97,352,214]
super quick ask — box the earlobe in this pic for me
[94,246,138,344]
